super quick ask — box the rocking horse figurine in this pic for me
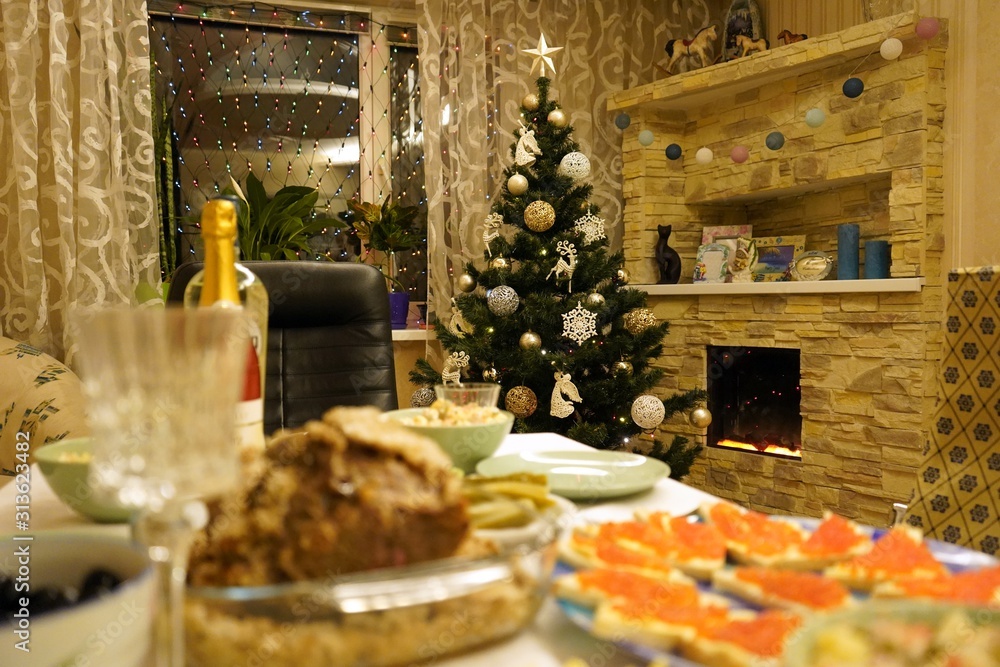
[663,24,719,75]
[777,29,808,45]
[735,34,769,57]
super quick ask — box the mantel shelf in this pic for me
[608,12,919,114]
[638,277,924,296]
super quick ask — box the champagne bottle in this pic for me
[184,196,269,451]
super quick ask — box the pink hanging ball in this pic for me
[916,17,940,40]
[730,145,750,164]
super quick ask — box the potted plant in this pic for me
[226,173,331,260]
[346,197,423,329]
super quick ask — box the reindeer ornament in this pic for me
[546,240,578,292]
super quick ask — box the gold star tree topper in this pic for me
[522,33,563,77]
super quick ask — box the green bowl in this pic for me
[382,408,515,473]
[34,438,134,523]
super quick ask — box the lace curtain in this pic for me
[417,0,715,363]
[0,0,160,362]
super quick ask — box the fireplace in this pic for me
[706,346,802,459]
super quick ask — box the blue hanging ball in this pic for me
[665,143,683,160]
[765,131,786,151]
[805,108,826,128]
[614,113,631,130]
[638,130,655,146]
[843,77,865,99]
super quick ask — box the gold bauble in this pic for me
[523,200,556,232]
[613,360,633,375]
[615,268,631,285]
[585,292,606,308]
[456,273,477,293]
[522,93,540,111]
[623,308,657,335]
[482,367,499,383]
[519,331,542,350]
[505,385,538,418]
[689,407,713,429]
[507,173,529,196]
[548,109,568,127]
[488,255,511,271]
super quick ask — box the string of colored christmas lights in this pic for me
[149,1,427,297]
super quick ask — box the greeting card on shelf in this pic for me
[694,243,730,284]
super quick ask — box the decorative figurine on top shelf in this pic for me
[735,34,769,58]
[777,29,808,45]
[663,24,719,75]
[729,237,758,283]
[723,0,765,61]
[655,224,682,285]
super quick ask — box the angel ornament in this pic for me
[442,351,470,385]
[550,371,582,418]
[546,240,577,292]
[482,212,503,257]
[515,120,542,166]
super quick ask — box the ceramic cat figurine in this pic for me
[655,224,682,284]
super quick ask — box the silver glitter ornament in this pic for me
[410,387,436,408]
[487,285,520,316]
[631,395,665,430]
[557,151,591,180]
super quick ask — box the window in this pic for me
[150,2,425,298]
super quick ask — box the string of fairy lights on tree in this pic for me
[148,1,426,298]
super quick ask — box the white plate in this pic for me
[476,450,669,500]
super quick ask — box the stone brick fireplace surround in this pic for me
[609,12,947,526]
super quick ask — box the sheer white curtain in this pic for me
[0,0,160,362]
[416,0,716,363]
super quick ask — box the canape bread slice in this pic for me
[824,525,947,592]
[680,610,802,667]
[712,566,854,614]
[553,567,697,609]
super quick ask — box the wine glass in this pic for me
[72,306,248,667]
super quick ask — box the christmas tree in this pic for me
[410,70,706,478]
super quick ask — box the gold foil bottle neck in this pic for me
[200,197,238,239]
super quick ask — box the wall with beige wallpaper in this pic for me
[761,0,997,269]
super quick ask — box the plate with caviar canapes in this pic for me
[552,501,999,667]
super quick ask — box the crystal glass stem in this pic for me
[133,502,205,667]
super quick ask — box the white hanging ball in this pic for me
[508,173,529,195]
[695,147,714,165]
[487,285,520,316]
[631,395,665,431]
[638,130,655,146]
[557,152,591,181]
[880,37,903,61]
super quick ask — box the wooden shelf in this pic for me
[638,277,924,296]
[392,328,435,342]
[608,12,919,114]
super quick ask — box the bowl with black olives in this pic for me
[0,531,153,666]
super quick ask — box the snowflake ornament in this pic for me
[562,303,598,345]
[574,212,607,245]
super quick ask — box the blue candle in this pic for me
[864,240,890,279]
[837,224,860,280]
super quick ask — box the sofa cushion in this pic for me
[0,337,89,477]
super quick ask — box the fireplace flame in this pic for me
[715,439,802,459]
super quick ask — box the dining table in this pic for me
[0,431,717,667]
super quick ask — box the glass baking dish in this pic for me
[184,507,566,666]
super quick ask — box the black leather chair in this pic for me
[167,261,398,434]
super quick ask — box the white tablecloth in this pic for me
[0,432,716,667]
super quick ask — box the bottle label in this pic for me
[235,398,265,450]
